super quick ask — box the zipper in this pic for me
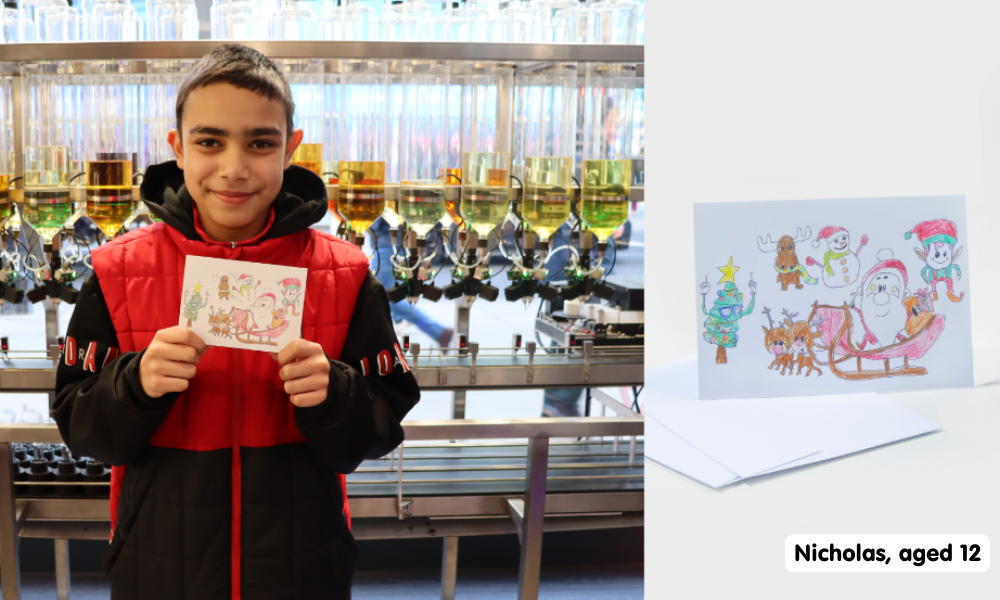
[231,241,237,249]
[231,350,243,600]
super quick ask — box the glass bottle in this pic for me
[580,62,636,244]
[514,63,577,246]
[338,59,388,242]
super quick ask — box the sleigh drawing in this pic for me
[806,302,945,380]
[228,308,291,346]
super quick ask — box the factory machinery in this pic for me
[0,40,643,600]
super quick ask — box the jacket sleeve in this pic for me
[294,272,420,474]
[52,273,180,466]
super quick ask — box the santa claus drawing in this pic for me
[850,249,910,349]
[806,226,869,288]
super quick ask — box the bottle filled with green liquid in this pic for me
[580,159,631,243]
[22,146,72,244]
[0,175,11,226]
[460,152,510,239]
[23,192,73,245]
[85,159,134,239]
[399,180,446,238]
[522,156,573,244]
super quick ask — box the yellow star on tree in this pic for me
[194,282,203,293]
[717,256,739,284]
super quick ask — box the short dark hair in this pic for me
[176,44,295,138]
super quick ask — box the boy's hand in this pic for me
[139,327,208,398]
[276,340,330,408]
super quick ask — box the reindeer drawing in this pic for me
[207,306,233,339]
[782,309,822,377]
[757,227,816,291]
[761,306,795,375]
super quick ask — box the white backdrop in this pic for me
[649,1,1000,599]
[649,0,1000,370]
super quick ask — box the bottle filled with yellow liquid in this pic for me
[291,143,324,178]
[580,159,631,243]
[439,168,463,226]
[85,160,135,239]
[522,157,573,244]
[0,175,11,226]
[337,161,385,236]
[460,152,510,239]
[399,180,446,238]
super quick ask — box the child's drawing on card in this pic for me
[804,226,869,288]
[698,256,757,365]
[279,278,302,317]
[756,227,816,290]
[181,256,308,353]
[808,249,947,381]
[694,197,973,399]
[907,218,964,303]
[213,272,232,301]
[181,283,210,327]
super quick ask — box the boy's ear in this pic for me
[168,129,184,169]
[283,129,305,170]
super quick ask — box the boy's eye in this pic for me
[250,140,276,149]
[196,139,220,148]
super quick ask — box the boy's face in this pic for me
[168,83,303,242]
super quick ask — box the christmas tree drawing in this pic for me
[700,257,756,364]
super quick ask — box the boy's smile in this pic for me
[168,83,303,243]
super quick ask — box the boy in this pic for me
[53,45,419,599]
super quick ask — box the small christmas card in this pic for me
[179,255,308,352]
[693,195,974,399]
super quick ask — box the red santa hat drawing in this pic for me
[279,278,302,290]
[812,226,847,248]
[861,249,908,289]
[904,218,957,248]
[239,273,253,280]
[256,292,276,304]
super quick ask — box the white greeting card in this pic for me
[694,195,974,399]
[179,255,308,352]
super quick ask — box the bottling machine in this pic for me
[0,38,644,600]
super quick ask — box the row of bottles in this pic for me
[10,443,111,497]
[0,0,644,44]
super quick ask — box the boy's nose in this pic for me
[218,149,251,180]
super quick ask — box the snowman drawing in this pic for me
[805,226,869,288]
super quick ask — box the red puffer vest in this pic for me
[92,216,370,599]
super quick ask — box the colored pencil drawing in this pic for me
[181,256,307,353]
[804,226,869,288]
[181,282,209,327]
[907,218,964,303]
[699,257,757,364]
[756,227,817,290]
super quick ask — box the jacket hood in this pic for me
[139,161,329,242]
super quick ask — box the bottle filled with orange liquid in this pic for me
[85,158,134,240]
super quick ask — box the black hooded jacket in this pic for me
[52,162,419,599]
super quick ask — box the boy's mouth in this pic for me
[211,190,256,206]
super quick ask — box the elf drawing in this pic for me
[699,257,757,364]
[805,226,869,288]
[232,273,260,304]
[279,278,302,317]
[906,219,964,303]
[182,282,210,327]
